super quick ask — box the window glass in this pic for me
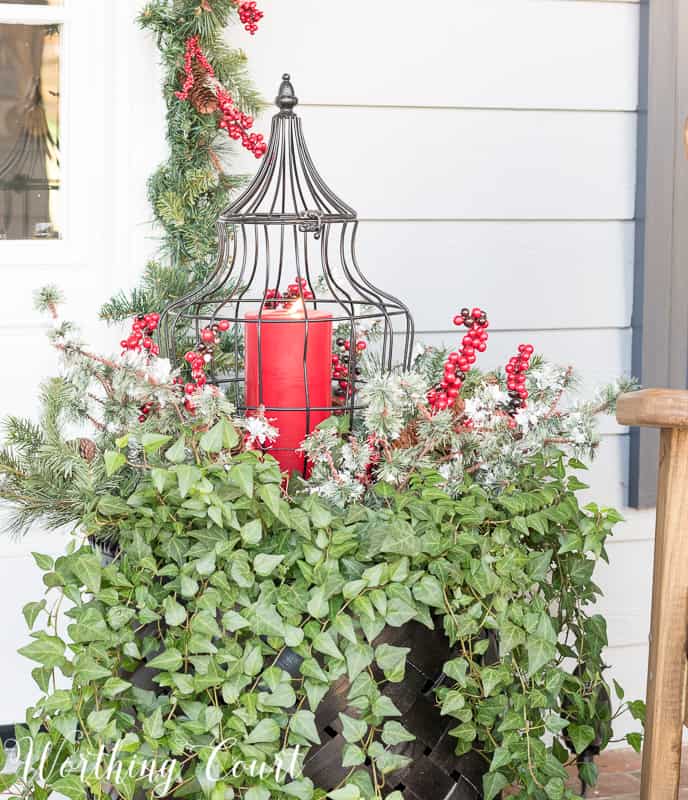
[0,23,60,240]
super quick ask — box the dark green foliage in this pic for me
[8,416,643,799]
[100,0,265,321]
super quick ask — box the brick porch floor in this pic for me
[568,746,688,799]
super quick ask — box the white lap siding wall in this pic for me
[239,0,645,740]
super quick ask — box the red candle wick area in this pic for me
[245,305,332,475]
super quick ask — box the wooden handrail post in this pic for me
[617,389,688,800]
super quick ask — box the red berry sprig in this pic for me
[283,276,314,308]
[120,313,161,357]
[264,288,282,310]
[216,87,267,158]
[182,319,230,413]
[237,0,263,34]
[504,344,534,418]
[175,36,267,159]
[332,335,366,405]
[175,36,214,102]
[118,312,161,423]
[427,306,489,412]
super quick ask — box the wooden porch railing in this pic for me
[617,389,688,799]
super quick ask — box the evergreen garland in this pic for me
[100,0,265,322]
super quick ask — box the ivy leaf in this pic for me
[544,777,565,800]
[165,435,187,463]
[483,772,509,800]
[375,643,409,683]
[545,713,569,735]
[246,789,270,800]
[87,708,114,733]
[342,744,365,767]
[18,633,65,668]
[372,695,401,718]
[307,586,329,619]
[312,631,343,660]
[253,553,285,576]
[499,621,526,655]
[174,464,202,498]
[291,710,321,744]
[148,648,183,672]
[626,732,642,753]
[151,468,169,493]
[526,637,557,676]
[345,643,374,682]
[412,575,445,609]
[259,483,282,517]
[229,463,254,497]
[252,602,286,638]
[143,707,165,740]
[246,718,280,743]
[141,433,172,453]
[22,600,46,629]
[567,724,596,755]
[222,610,250,632]
[381,721,415,746]
[102,677,131,698]
[241,519,263,545]
[310,502,333,529]
[104,450,126,476]
[199,421,225,453]
[32,552,54,571]
[339,713,367,743]
[327,786,360,800]
[163,596,187,627]
[72,551,102,594]
[52,713,79,743]
[196,551,216,577]
[52,775,86,800]
[282,779,314,799]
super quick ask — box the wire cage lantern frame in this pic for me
[159,74,415,461]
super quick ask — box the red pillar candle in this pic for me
[245,305,332,474]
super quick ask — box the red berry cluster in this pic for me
[175,36,214,101]
[427,307,489,412]
[504,344,534,418]
[182,320,230,413]
[120,313,161,358]
[264,277,315,310]
[175,36,267,159]
[237,0,263,34]
[332,336,366,404]
[283,277,314,308]
[216,87,267,158]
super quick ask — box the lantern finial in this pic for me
[276,73,298,112]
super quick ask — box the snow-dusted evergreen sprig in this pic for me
[33,284,65,320]
[301,350,638,505]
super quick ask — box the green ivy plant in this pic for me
[6,417,642,800]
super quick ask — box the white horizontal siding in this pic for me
[358,220,634,330]
[238,107,637,220]
[242,0,639,110]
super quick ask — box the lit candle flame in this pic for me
[285,295,306,317]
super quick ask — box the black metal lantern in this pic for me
[160,74,414,468]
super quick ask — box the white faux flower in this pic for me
[486,384,509,406]
[243,415,278,445]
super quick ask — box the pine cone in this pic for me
[77,438,97,463]
[451,396,466,417]
[187,62,218,114]
[392,420,418,450]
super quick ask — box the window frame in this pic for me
[0,0,95,266]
